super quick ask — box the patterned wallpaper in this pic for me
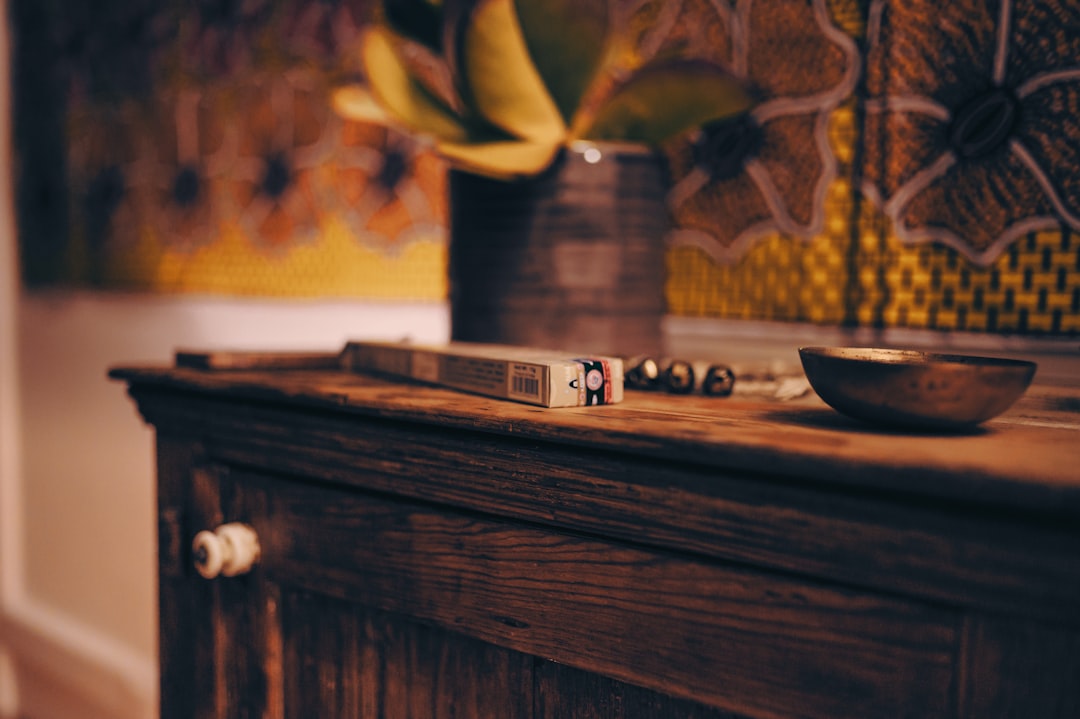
[12,0,1080,336]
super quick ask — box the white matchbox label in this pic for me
[341,341,623,408]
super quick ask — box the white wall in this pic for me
[18,294,448,665]
[5,294,448,719]
[0,5,450,713]
[1,0,24,711]
[8,295,447,719]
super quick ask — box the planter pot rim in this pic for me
[566,139,658,157]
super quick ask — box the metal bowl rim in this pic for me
[798,346,1038,371]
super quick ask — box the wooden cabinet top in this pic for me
[112,363,1080,519]
[115,359,1080,717]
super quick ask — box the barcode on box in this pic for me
[509,363,544,403]
[514,376,539,396]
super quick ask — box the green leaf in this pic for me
[458,0,566,143]
[512,0,610,126]
[436,139,562,179]
[383,0,444,51]
[582,60,753,144]
[359,27,470,142]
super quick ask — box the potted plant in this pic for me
[334,0,753,355]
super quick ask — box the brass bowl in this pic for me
[798,347,1038,430]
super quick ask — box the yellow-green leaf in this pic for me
[330,85,395,124]
[512,0,610,126]
[360,27,469,142]
[436,139,561,180]
[459,0,566,143]
[582,60,753,145]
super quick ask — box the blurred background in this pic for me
[1,0,1078,717]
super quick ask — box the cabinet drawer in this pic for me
[212,467,958,719]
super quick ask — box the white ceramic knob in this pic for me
[192,523,261,579]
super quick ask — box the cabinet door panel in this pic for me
[282,590,534,718]
[182,465,285,719]
[534,661,744,719]
[206,576,281,719]
[217,468,957,719]
[959,614,1080,718]
[158,440,217,719]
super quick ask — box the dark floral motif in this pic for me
[66,105,146,282]
[228,72,331,249]
[863,0,1080,265]
[642,0,858,260]
[140,89,230,250]
[326,121,447,251]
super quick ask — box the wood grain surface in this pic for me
[117,368,1080,624]
[111,365,1080,515]
[114,363,1080,718]
[232,469,956,719]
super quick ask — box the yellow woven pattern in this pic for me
[882,229,1080,334]
[667,101,858,327]
[150,222,446,299]
[67,194,448,300]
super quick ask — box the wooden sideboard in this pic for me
[111,360,1080,719]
